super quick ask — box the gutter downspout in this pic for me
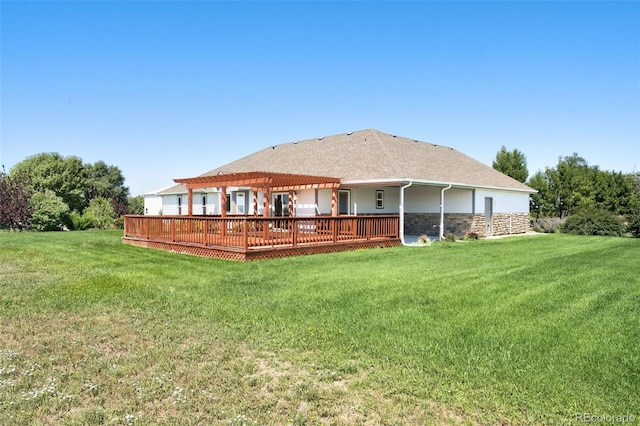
[399,181,413,246]
[439,184,452,240]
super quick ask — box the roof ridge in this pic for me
[369,129,405,177]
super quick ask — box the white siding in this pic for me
[317,189,332,215]
[295,189,318,216]
[143,195,163,215]
[475,189,530,214]
[345,187,400,214]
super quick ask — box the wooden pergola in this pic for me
[173,171,343,217]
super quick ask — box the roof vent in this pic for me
[272,146,276,150]
[318,137,324,140]
[293,141,299,144]
[432,144,437,146]
[347,131,353,135]
[392,135,396,138]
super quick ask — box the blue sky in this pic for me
[1,1,638,196]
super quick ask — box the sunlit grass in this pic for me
[0,230,638,424]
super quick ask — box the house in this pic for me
[131,129,535,260]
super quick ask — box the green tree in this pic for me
[83,197,116,229]
[0,169,32,230]
[492,146,528,183]
[29,190,70,231]
[527,170,552,219]
[10,153,88,212]
[128,195,144,215]
[527,154,640,220]
[85,161,130,216]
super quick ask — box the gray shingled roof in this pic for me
[158,129,534,194]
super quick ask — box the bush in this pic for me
[29,190,70,231]
[561,208,625,237]
[531,217,564,233]
[626,210,640,238]
[70,211,95,230]
[444,233,457,242]
[84,197,116,229]
[465,232,479,240]
[113,216,125,229]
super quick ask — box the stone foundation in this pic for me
[405,213,531,238]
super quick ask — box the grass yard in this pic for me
[0,231,638,425]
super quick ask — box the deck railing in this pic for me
[123,215,399,251]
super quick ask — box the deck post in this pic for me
[170,218,176,242]
[243,219,248,252]
[292,218,298,248]
[221,186,227,238]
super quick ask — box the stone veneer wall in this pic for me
[405,213,530,238]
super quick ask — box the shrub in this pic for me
[84,197,116,229]
[444,233,457,242]
[70,211,95,230]
[465,232,479,240]
[531,217,564,233]
[113,216,125,229]
[29,190,70,231]
[626,210,640,238]
[561,208,625,237]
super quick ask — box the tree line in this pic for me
[493,146,640,237]
[0,153,143,231]
[2,149,639,236]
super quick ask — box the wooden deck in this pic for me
[123,215,400,261]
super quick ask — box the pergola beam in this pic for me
[173,171,342,217]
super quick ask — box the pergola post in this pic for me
[263,184,270,241]
[253,191,258,216]
[331,187,338,217]
[288,190,294,217]
[220,186,227,217]
[187,188,193,216]
[220,186,227,238]
[263,185,270,217]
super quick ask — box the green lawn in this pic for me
[0,231,638,425]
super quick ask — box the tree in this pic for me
[85,161,130,216]
[83,197,116,229]
[527,154,640,221]
[10,153,88,213]
[29,190,70,231]
[128,195,144,215]
[493,146,528,183]
[9,153,130,216]
[0,169,32,230]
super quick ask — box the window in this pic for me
[226,194,231,213]
[202,194,207,215]
[376,190,384,209]
[177,196,182,215]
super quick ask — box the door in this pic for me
[485,197,493,236]
[338,190,350,215]
[236,193,246,214]
[272,193,290,217]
